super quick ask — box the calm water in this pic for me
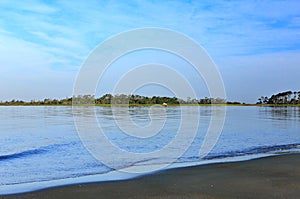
[0,106,300,194]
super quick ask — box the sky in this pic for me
[0,0,299,103]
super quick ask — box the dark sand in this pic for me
[3,153,300,199]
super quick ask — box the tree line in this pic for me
[257,91,300,105]
[0,94,232,106]
[3,91,298,106]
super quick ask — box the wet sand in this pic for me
[3,153,300,199]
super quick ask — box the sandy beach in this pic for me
[3,153,300,199]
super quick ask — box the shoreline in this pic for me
[0,153,274,195]
[3,153,300,199]
[1,104,300,107]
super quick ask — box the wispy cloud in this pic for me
[0,0,299,101]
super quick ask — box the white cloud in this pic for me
[218,51,300,103]
[0,0,300,101]
[0,34,76,101]
[0,35,51,71]
[0,28,12,34]
[0,0,57,14]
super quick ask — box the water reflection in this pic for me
[259,106,299,120]
[258,106,300,129]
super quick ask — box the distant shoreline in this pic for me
[1,90,299,106]
[0,104,299,107]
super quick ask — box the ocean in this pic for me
[1,106,300,194]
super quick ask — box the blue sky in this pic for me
[0,0,299,103]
